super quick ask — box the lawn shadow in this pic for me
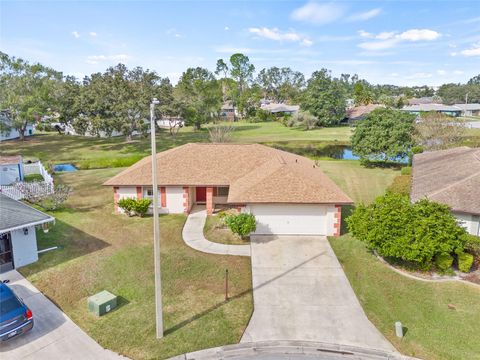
[20,219,110,276]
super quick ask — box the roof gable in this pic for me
[0,194,54,232]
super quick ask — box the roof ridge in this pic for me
[427,169,480,199]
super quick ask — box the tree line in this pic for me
[1,51,479,141]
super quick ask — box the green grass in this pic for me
[20,169,253,360]
[317,160,399,204]
[329,234,480,360]
[0,122,352,170]
[23,173,45,182]
[204,215,249,245]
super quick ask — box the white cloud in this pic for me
[291,2,345,25]
[166,28,183,38]
[460,43,480,56]
[347,8,381,22]
[214,46,253,54]
[72,31,80,38]
[397,29,440,41]
[358,28,440,50]
[224,26,229,31]
[86,54,130,65]
[453,70,464,75]
[89,32,97,37]
[437,70,446,75]
[248,27,313,46]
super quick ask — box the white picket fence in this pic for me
[0,161,54,200]
[23,161,54,185]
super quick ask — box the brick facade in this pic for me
[113,187,119,212]
[182,187,190,214]
[160,187,166,208]
[333,205,342,236]
[206,187,213,215]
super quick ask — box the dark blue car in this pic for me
[0,282,33,341]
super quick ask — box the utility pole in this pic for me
[150,98,163,339]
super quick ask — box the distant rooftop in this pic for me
[453,103,480,111]
[402,104,461,112]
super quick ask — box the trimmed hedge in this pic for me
[224,213,256,239]
[457,252,474,273]
[387,175,411,195]
[347,192,468,269]
[435,253,454,271]
[118,198,152,217]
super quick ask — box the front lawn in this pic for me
[204,215,249,245]
[329,234,480,360]
[20,168,253,360]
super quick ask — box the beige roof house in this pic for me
[411,147,480,235]
[104,143,353,236]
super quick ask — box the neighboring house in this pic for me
[345,104,383,123]
[157,118,185,128]
[408,97,439,105]
[411,147,480,236]
[402,104,462,117]
[0,156,24,186]
[104,143,353,236]
[260,103,300,115]
[56,122,126,138]
[219,102,238,121]
[454,103,480,117]
[0,194,55,273]
[0,112,35,141]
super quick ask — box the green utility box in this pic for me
[88,290,117,316]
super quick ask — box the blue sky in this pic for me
[1,1,479,86]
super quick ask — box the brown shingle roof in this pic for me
[0,155,22,165]
[346,104,382,120]
[104,143,353,205]
[411,147,480,215]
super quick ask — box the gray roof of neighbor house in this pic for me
[261,103,300,113]
[0,194,55,233]
[402,104,462,112]
[453,103,480,111]
[104,143,353,205]
[408,97,439,105]
[411,147,480,215]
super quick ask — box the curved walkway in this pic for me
[182,206,251,257]
[168,340,417,360]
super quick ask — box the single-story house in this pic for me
[411,147,480,236]
[219,102,238,121]
[402,104,462,117]
[344,104,383,123]
[260,103,300,115]
[104,143,353,236]
[0,194,55,273]
[408,97,439,105]
[0,155,24,186]
[453,103,480,117]
[0,112,35,141]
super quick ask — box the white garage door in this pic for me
[249,204,328,235]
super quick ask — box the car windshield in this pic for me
[0,296,22,315]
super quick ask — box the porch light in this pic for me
[23,228,29,235]
[42,223,49,233]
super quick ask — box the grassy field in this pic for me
[20,169,253,360]
[329,235,480,360]
[317,160,399,204]
[204,215,249,245]
[0,122,352,169]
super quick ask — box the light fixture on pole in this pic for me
[150,98,163,339]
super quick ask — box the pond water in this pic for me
[53,163,78,172]
[275,144,409,163]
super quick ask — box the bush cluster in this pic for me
[386,175,411,195]
[347,192,470,270]
[118,198,152,217]
[224,213,256,239]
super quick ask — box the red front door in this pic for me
[196,187,207,202]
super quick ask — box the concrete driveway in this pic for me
[241,236,395,353]
[0,270,125,360]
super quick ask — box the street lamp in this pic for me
[150,98,163,339]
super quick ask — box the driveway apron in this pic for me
[241,235,396,353]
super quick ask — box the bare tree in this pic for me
[208,125,235,143]
[414,112,467,150]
